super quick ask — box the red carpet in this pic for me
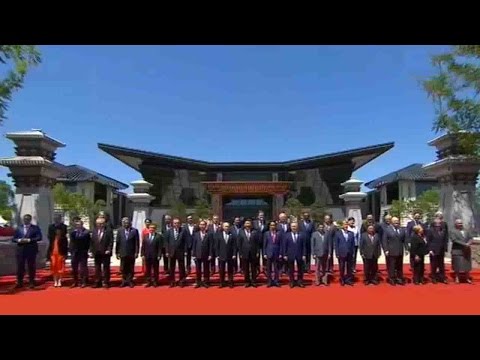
[1,265,479,315]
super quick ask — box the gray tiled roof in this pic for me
[364,163,437,189]
[56,164,128,190]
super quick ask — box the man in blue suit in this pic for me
[282,222,307,288]
[334,220,355,286]
[12,214,42,289]
[263,221,282,287]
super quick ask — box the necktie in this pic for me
[201,232,205,241]
[246,231,250,239]
[272,233,275,243]
[283,224,286,232]
[224,233,228,244]
[294,233,297,243]
[150,234,153,242]
[174,230,178,240]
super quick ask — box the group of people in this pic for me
[10,209,474,289]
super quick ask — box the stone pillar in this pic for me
[272,193,285,218]
[339,178,367,226]
[0,129,66,274]
[423,132,480,232]
[127,180,155,233]
[212,194,222,219]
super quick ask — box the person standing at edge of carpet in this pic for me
[409,225,428,285]
[12,214,42,289]
[450,219,474,284]
[116,217,140,288]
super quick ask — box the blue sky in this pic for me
[0,45,449,191]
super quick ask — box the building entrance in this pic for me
[222,196,272,222]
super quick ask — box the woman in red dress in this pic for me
[49,228,69,287]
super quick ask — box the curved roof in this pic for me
[97,142,394,172]
[56,164,128,190]
[365,163,437,189]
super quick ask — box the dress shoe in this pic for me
[267,283,272,288]
[245,283,250,288]
[297,283,305,288]
[129,282,135,288]
[103,283,110,289]
[153,282,159,288]
[347,282,354,287]
[70,282,78,288]
[289,282,295,288]
[145,283,152,288]
[229,282,234,288]
[120,282,126,288]
[275,282,281,288]
[467,279,473,284]
[442,279,448,284]
[28,283,35,289]
[15,283,23,289]
[194,283,201,289]
[169,282,175,288]
[93,283,101,288]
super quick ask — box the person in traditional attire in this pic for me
[409,225,428,285]
[450,219,473,284]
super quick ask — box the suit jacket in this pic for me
[359,233,381,259]
[183,223,198,250]
[334,230,355,258]
[164,227,187,255]
[215,231,237,261]
[410,234,428,257]
[47,223,68,257]
[12,224,42,256]
[282,232,307,260]
[276,222,291,235]
[90,228,114,256]
[406,220,427,240]
[299,220,315,240]
[192,231,213,260]
[426,227,449,255]
[141,232,163,259]
[116,227,140,257]
[237,229,259,259]
[231,225,242,237]
[69,228,91,253]
[253,219,268,234]
[263,231,282,259]
[450,228,473,256]
[323,223,337,253]
[311,231,332,258]
[382,226,407,257]
[207,223,222,234]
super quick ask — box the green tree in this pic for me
[415,189,440,223]
[422,45,480,154]
[53,183,106,225]
[389,198,413,219]
[0,45,42,124]
[0,180,14,221]
[308,201,325,223]
[193,198,212,221]
[284,198,303,221]
[170,200,187,221]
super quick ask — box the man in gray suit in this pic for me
[450,219,474,284]
[359,224,381,285]
[382,217,407,286]
[311,224,331,286]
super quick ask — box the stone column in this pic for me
[272,193,285,218]
[211,194,222,219]
[127,180,155,233]
[339,178,367,226]
[0,129,65,274]
[423,132,480,232]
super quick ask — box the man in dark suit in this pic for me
[183,214,197,275]
[90,217,114,288]
[299,211,315,273]
[382,217,407,286]
[12,214,42,289]
[359,224,381,285]
[115,217,140,287]
[263,221,282,287]
[311,224,332,286]
[406,212,426,271]
[282,222,307,288]
[276,212,290,275]
[427,218,449,284]
[141,223,163,287]
[192,220,213,288]
[47,214,68,262]
[216,222,237,288]
[208,214,221,274]
[231,216,242,273]
[237,220,259,287]
[334,220,355,286]
[323,214,337,273]
[69,217,91,288]
[165,218,187,287]
[161,214,173,274]
[253,211,267,275]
